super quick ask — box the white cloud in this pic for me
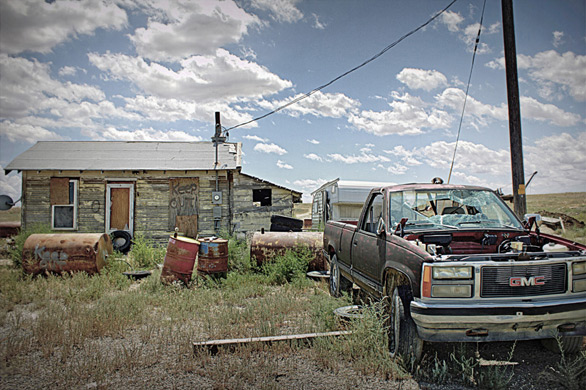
[259,91,360,119]
[0,55,105,119]
[349,92,451,136]
[254,142,287,155]
[396,68,448,91]
[129,0,259,61]
[307,139,320,145]
[520,96,581,127]
[525,132,586,193]
[123,95,253,126]
[251,0,303,23]
[553,31,564,48]
[385,163,408,175]
[100,127,202,142]
[311,13,326,30]
[304,153,323,162]
[292,177,328,201]
[58,66,77,77]
[88,49,292,102]
[417,140,510,177]
[0,121,65,143]
[439,10,464,32]
[327,152,390,164]
[243,134,267,142]
[486,50,586,102]
[435,88,507,126]
[384,145,422,166]
[277,160,293,169]
[0,166,21,202]
[439,10,499,54]
[0,0,127,55]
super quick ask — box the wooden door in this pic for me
[106,183,134,233]
[110,187,130,230]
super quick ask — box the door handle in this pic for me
[353,241,357,246]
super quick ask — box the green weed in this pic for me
[8,224,52,268]
[128,231,166,269]
[261,246,312,285]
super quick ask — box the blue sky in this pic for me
[1,0,584,202]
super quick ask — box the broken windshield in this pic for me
[389,189,523,232]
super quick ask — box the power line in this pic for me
[447,0,487,184]
[223,0,459,134]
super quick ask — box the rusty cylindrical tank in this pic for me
[160,235,200,285]
[197,237,228,277]
[250,231,326,271]
[22,233,113,275]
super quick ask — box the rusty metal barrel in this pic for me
[161,235,200,285]
[250,231,326,271]
[197,237,228,276]
[22,233,113,275]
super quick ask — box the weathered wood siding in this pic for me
[20,169,298,244]
[232,173,296,233]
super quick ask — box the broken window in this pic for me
[253,189,272,207]
[51,178,78,229]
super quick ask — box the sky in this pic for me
[0,0,585,203]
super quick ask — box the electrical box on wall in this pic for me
[213,206,222,220]
[212,191,222,204]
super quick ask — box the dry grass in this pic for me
[526,192,586,244]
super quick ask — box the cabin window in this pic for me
[253,189,272,207]
[51,178,78,230]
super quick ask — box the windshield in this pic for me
[389,189,524,232]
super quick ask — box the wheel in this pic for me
[387,286,423,362]
[329,253,351,297]
[541,336,585,354]
[111,230,132,253]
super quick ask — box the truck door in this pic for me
[352,192,385,282]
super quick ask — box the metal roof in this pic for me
[239,172,302,198]
[311,178,395,196]
[5,141,242,173]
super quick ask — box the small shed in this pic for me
[5,141,301,244]
[311,179,392,229]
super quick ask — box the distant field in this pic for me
[526,192,586,224]
[0,207,20,223]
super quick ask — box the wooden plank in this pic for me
[50,177,69,205]
[193,331,352,354]
[175,215,197,238]
[110,187,130,230]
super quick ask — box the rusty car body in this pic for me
[323,183,586,360]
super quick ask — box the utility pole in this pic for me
[502,0,526,218]
[211,112,226,231]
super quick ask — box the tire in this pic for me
[329,253,351,297]
[541,336,585,354]
[111,230,132,253]
[387,286,423,362]
[334,305,364,321]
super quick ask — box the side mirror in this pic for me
[376,218,386,236]
[524,213,542,228]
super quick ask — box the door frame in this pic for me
[106,183,134,235]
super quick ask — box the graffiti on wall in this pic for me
[169,178,198,231]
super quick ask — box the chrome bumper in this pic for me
[410,297,586,342]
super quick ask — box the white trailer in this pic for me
[311,179,392,229]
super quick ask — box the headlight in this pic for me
[432,285,472,298]
[573,279,586,293]
[573,262,586,275]
[432,266,473,279]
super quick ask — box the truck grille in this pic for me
[481,264,567,297]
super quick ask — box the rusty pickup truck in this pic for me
[323,183,586,360]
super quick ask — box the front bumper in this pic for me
[410,297,586,342]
